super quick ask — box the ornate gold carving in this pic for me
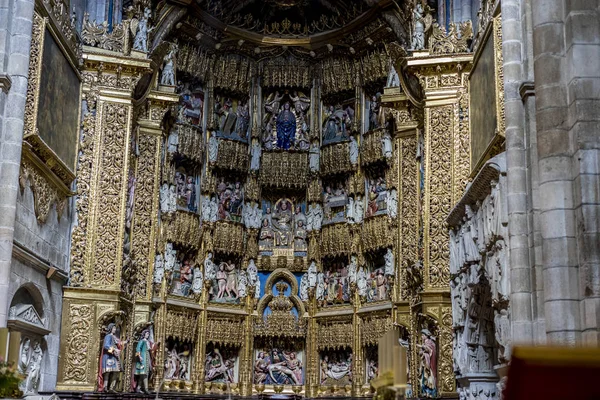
[245,176,260,202]
[262,57,311,89]
[348,170,365,196]
[211,139,249,172]
[177,44,213,83]
[213,221,245,256]
[320,142,354,176]
[247,228,259,259]
[41,0,78,51]
[494,16,505,139]
[259,152,308,189]
[429,21,473,54]
[361,316,392,346]
[164,211,201,249]
[63,304,93,383]
[81,14,127,52]
[320,223,351,257]
[317,321,353,350]
[360,128,387,167]
[130,134,161,298]
[361,215,394,252]
[90,102,131,287]
[424,106,453,289]
[439,307,454,393]
[19,153,68,223]
[255,282,306,337]
[24,13,43,142]
[212,55,252,93]
[454,90,471,203]
[165,309,198,342]
[201,171,217,195]
[307,178,322,203]
[174,124,204,164]
[205,316,245,346]
[398,135,418,301]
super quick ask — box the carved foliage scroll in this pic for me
[425,106,453,289]
[63,304,93,383]
[91,103,131,287]
[398,135,418,300]
[317,321,353,350]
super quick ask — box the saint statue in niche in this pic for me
[276,102,296,150]
[272,198,294,247]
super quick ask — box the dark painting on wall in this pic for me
[37,29,80,173]
[469,34,497,173]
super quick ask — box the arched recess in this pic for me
[255,268,305,317]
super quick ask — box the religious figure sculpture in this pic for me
[208,131,219,164]
[299,273,309,301]
[100,323,127,392]
[412,3,426,50]
[346,197,355,223]
[276,102,296,150]
[160,45,176,86]
[316,272,325,302]
[369,94,381,131]
[347,256,358,287]
[215,98,237,136]
[259,218,275,248]
[235,100,250,140]
[264,91,284,117]
[238,270,248,298]
[349,135,359,166]
[382,129,393,159]
[384,248,395,277]
[386,188,398,219]
[132,8,152,53]
[203,252,216,281]
[18,338,29,375]
[494,309,511,364]
[205,349,235,383]
[192,266,203,295]
[134,329,158,394]
[164,243,177,273]
[272,199,294,247]
[321,353,352,383]
[354,195,364,223]
[463,206,480,263]
[357,266,368,298]
[307,262,318,288]
[418,329,437,397]
[250,139,261,171]
[254,352,269,384]
[309,142,320,173]
[21,341,42,395]
[247,259,260,298]
[153,254,164,285]
[306,203,323,231]
[386,64,400,87]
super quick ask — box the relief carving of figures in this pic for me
[259,199,307,252]
[365,175,388,218]
[238,270,248,298]
[19,339,43,395]
[462,206,480,263]
[164,243,177,274]
[262,90,311,150]
[418,329,437,398]
[322,105,352,144]
[323,178,348,224]
[209,260,241,304]
[192,265,203,295]
[321,261,351,305]
[316,272,326,302]
[357,266,368,298]
[170,255,196,297]
[205,348,236,383]
[134,328,158,394]
[175,170,198,213]
[253,348,303,385]
[164,341,192,380]
[494,309,511,364]
[354,195,364,223]
[178,83,204,125]
[308,262,318,288]
[132,8,152,53]
[235,100,250,140]
[204,252,216,281]
[381,129,393,159]
[347,255,358,286]
[214,97,238,139]
[160,44,177,86]
[320,350,352,385]
[99,323,128,393]
[160,183,177,214]
[243,201,262,229]
[216,179,244,222]
[299,273,309,301]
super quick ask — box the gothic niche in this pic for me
[215,174,244,222]
[322,97,355,145]
[319,348,353,386]
[262,90,310,151]
[214,92,250,142]
[365,169,389,219]
[259,195,307,257]
[205,342,239,384]
[361,249,394,302]
[169,249,202,298]
[164,337,193,383]
[319,257,351,306]
[322,176,349,225]
[207,254,243,304]
[177,82,204,126]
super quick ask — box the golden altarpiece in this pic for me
[16,0,503,398]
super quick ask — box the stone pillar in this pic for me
[501,0,536,346]
[531,0,600,344]
[0,0,34,328]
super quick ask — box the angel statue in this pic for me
[412,2,432,50]
[160,44,177,86]
[132,8,152,53]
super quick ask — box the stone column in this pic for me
[531,0,600,344]
[0,0,34,327]
[501,0,536,346]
